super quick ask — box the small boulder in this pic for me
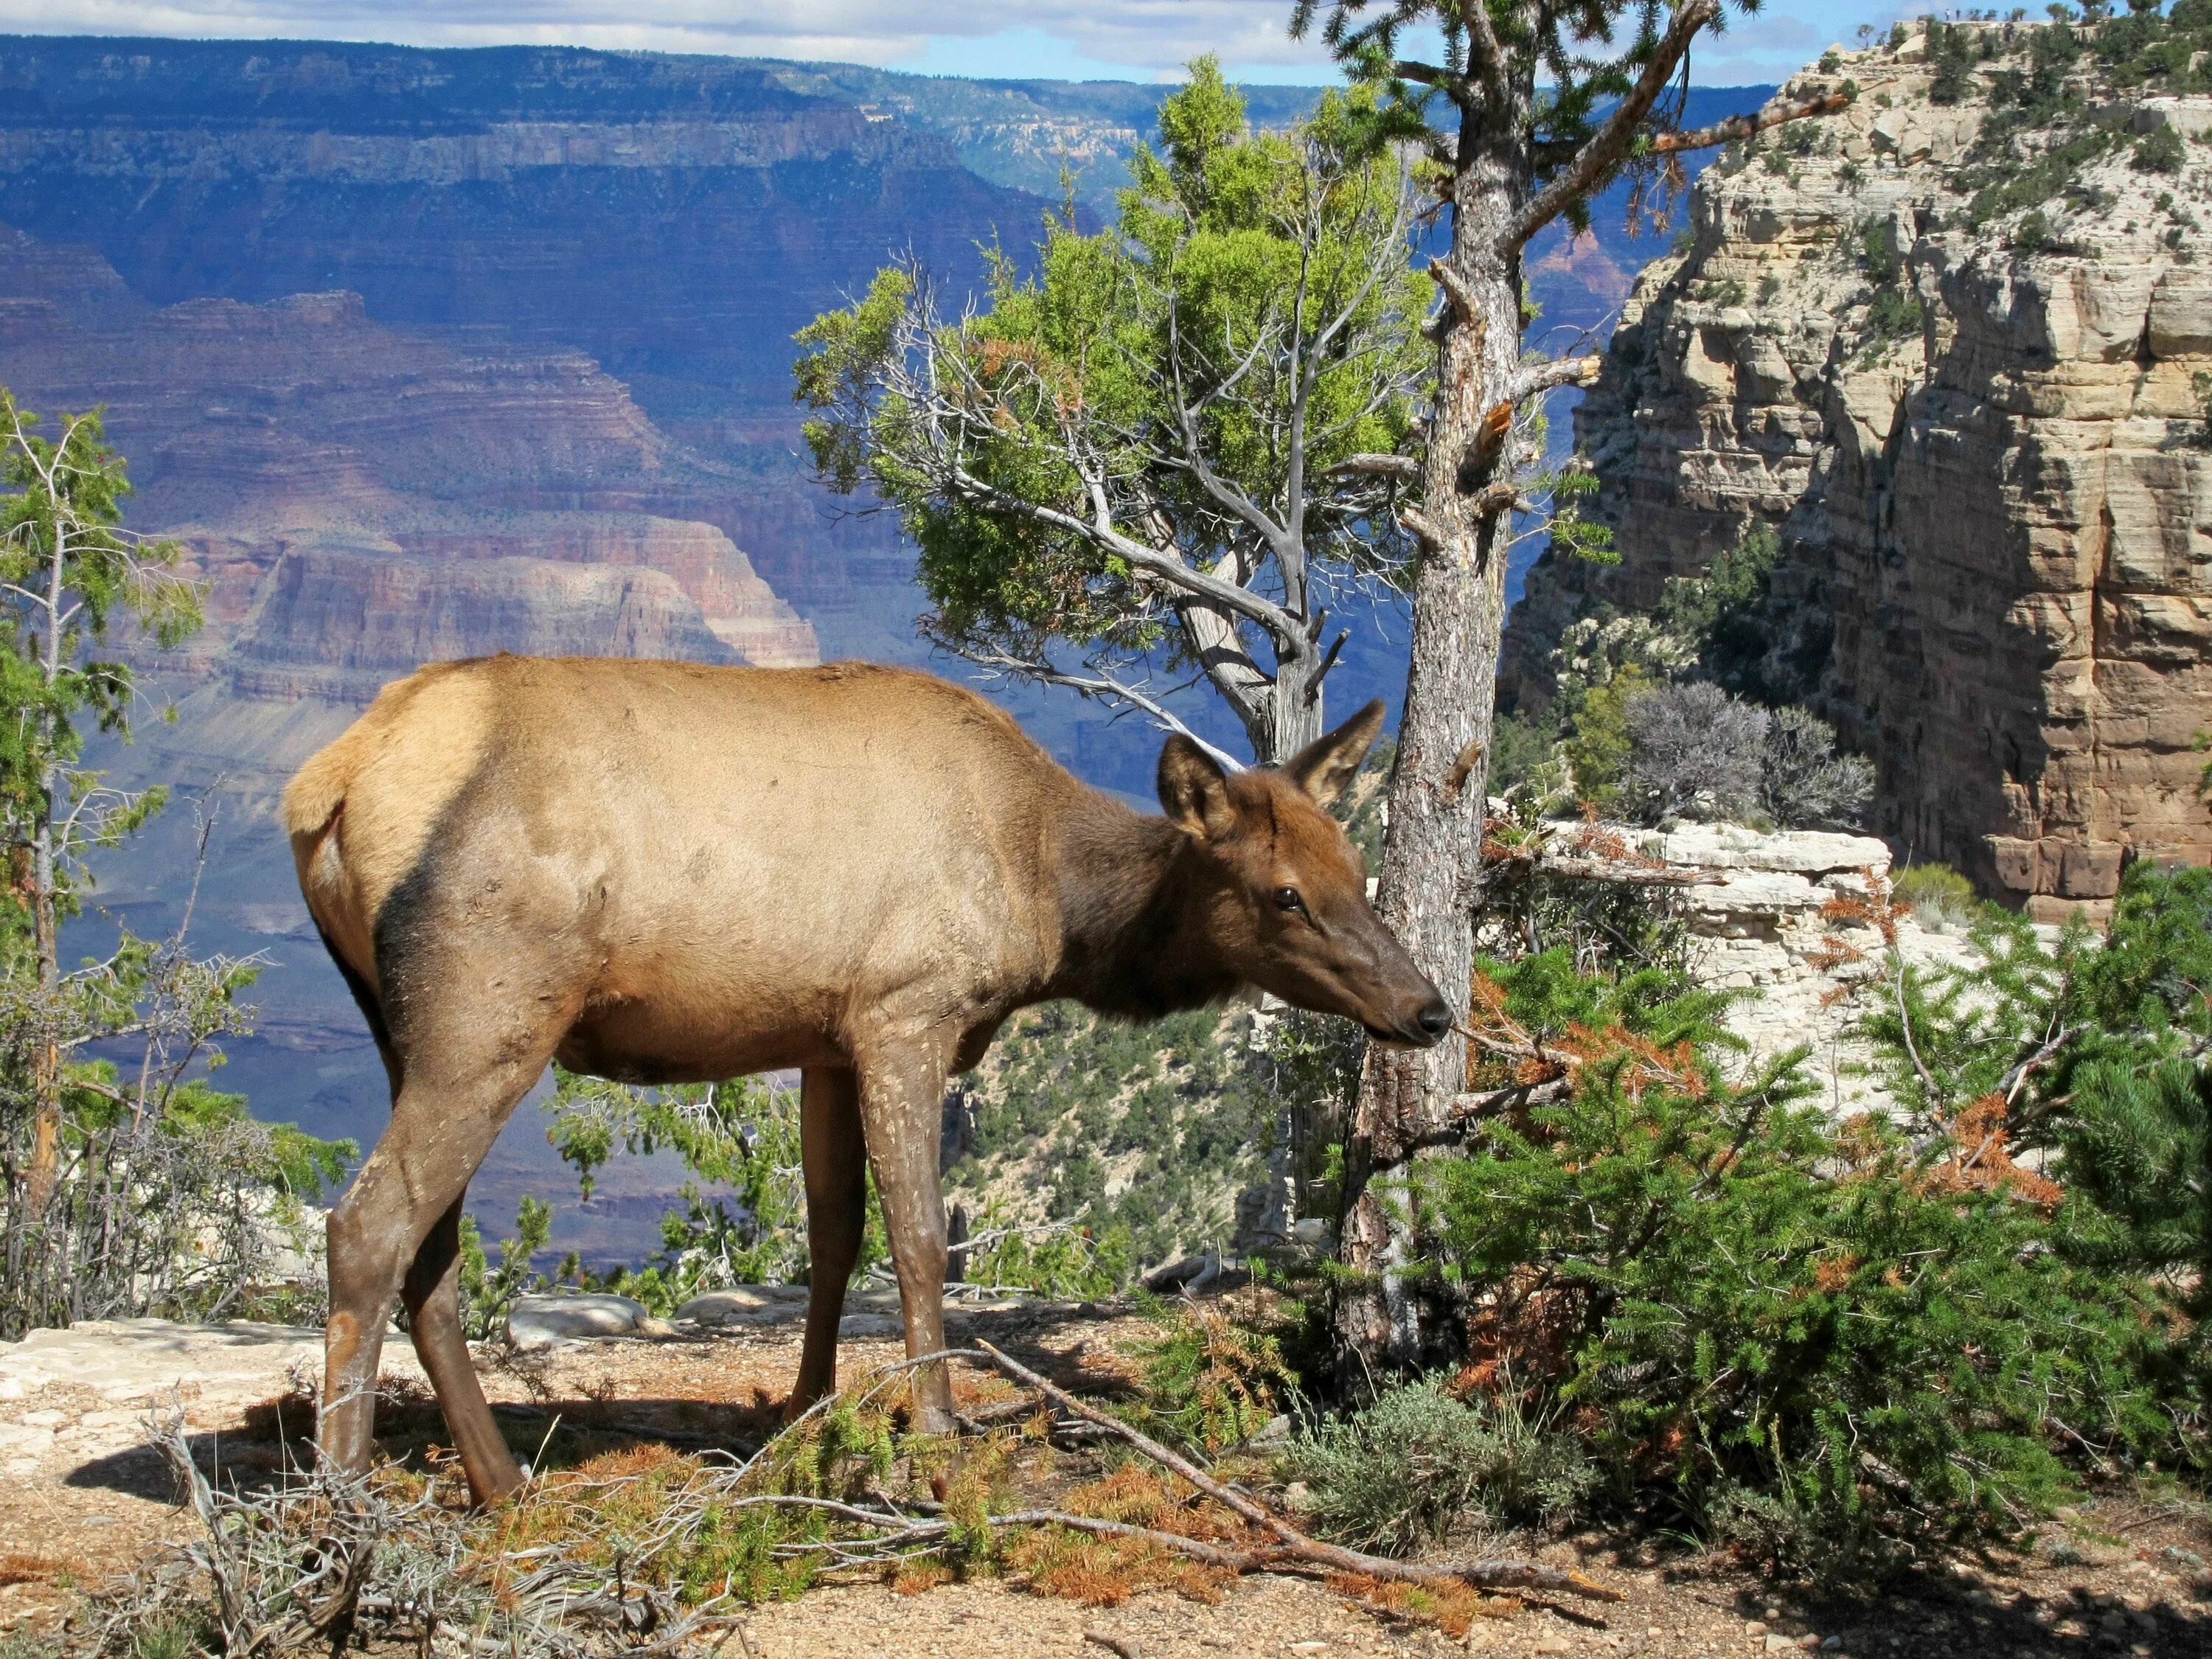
[674,1285,811,1329]
[505,1294,671,1350]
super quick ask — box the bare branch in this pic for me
[1399,506,1447,548]
[1508,355,1605,403]
[945,464,1305,644]
[970,1342,1621,1603]
[1509,0,1722,253]
[1390,58,1475,108]
[961,646,1247,772]
[1459,0,1514,111]
[1652,89,1853,156]
[1427,255,1479,323]
[1326,452,1419,481]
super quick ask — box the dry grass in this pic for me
[0,1554,80,1589]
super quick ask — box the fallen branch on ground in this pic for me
[966,1341,1620,1603]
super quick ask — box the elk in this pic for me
[285,655,1448,1504]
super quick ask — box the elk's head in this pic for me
[1157,703,1451,1048]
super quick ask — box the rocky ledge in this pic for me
[1534,821,1981,1119]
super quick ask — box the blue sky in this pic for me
[2,2,1920,86]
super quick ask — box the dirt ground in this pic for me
[1,1295,2207,1657]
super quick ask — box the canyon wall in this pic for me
[1506,27,2212,919]
[0,226,817,692]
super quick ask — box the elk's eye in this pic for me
[1273,886,1304,913]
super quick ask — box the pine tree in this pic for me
[2059,1057,2211,1318]
[1289,0,1851,1380]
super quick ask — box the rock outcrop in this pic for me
[1506,25,2212,920]
[1533,821,1981,1120]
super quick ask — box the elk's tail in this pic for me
[283,718,386,992]
[282,728,366,843]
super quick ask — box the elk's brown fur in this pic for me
[286,655,1445,1503]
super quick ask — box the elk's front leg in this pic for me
[852,1037,956,1434]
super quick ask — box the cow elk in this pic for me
[285,656,1448,1503]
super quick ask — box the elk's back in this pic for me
[284,655,1068,1071]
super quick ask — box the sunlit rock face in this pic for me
[1506,31,2212,922]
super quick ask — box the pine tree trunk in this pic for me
[22,780,60,1220]
[1335,123,1525,1384]
[1270,640,1326,765]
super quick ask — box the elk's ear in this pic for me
[1158,735,1237,841]
[1285,700,1385,808]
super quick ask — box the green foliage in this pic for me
[0,393,341,1338]
[947,1001,1279,1274]
[1865,863,2212,1138]
[541,1069,853,1312]
[125,1611,212,1659]
[458,1197,552,1342]
[1541,463,1616,566]
[1539,524,1871,830]
[1857,218,1904,286]
[1559,664,1655,812]
[1892,862,1980,931]
[1287,1377,1593,1554]
[1866,288,1925,341]
[1965,129,2119,229]
[1654,524,1781,693]
[2057,1057,2212,1321]
[2133,123,2186,173]
[1124,1298,1293,1454]
[959,1203,1133,1298]
[1928,21,1979,104]
[1422,947,2180,1567]
[1488,712,1557,798]
[796,60,1426,759]
[1301,0,1786,238]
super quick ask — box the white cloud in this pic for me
[0,1,1324,74]
[0,1,1926,85]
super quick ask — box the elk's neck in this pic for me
[1048,787,1239,1020]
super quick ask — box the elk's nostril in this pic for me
[1416,1000,1452,1041]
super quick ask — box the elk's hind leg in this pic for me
[787,1065,865,1422]
[319,1025,561,1496]
[402,1193,521,1504]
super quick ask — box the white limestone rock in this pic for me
[504,1293,673,1350]
[674,1285,812,1329]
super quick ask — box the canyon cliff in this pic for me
[0,229,816,692]
[1505,24,2212,919]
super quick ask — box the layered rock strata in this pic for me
[1506,28,2212,919]
[0,226,817,694]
